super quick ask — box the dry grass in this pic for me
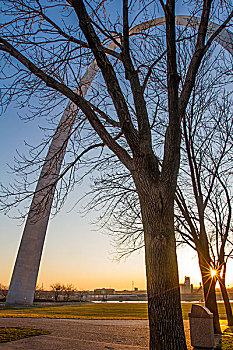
[0,303,148,319]
[0,327,50,343]
[0,302,231,320]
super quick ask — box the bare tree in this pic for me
[50,283,65,302]
[63,284,76,301]
[86,52,233,332]
[210,181,233,326]
[1,0,233,348]
[176,88,233,329]
[50,283,75,301]
[177,165,233,326]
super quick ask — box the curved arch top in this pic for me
[131,15,233,55]
[80,15,233,94]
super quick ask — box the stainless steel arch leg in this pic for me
[6,103,77,305]
[5,43,109,306]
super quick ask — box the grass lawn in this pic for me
[0,327,50,343]
[0,302,233,349]
[0,302,148,319]
[0,302,232,320]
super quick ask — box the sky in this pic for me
[0,1,233,292]
[0,171,204,292]
[0,106,209,291]
[1,106,232,290]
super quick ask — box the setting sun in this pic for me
[211,268,217,278]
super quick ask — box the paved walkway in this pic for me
[0,318,190,349]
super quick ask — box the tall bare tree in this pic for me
[86,49,233,333]
[1,0,233,348]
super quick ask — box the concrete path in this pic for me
[0,318,190,349]
[0,318,150,349]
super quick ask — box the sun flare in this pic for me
[211,268,217,278]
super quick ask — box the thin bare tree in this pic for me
[176,90,233,329]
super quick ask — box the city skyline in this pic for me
[2,201,233,291]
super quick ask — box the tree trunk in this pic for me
[198,252,221,334]
[137,183,187,350]
[219,276,233,326]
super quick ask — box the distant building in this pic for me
[94,288,115,295]
[180,276,191,294]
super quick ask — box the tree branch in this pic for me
[204,10,233,55]
[179,0,214,117]
[34,2,122,60]
[0,37,133,169]
[160,0,183,195]
[70,0,140,153]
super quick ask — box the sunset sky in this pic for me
[1,92,233,292]
[1,104,233,291]
[0,190,207,291]
[2,200,233,291]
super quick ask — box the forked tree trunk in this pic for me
[137,183,187,350]
[198,253,221,334]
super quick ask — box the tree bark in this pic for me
[219,276,233,326]
[197,252,221,334]
[135,177,187,350]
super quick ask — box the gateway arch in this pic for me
[6,15,233,305]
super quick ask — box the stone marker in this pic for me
[189,304,215,349]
